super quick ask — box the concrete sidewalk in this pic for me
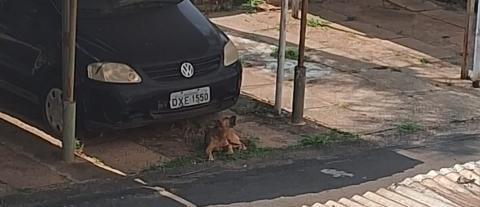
[0,117,114,197]
[211,0,480,145]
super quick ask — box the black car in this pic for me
[0,0,242,133]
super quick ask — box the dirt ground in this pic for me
[0,88,342,196]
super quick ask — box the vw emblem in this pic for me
[180,62,195,78]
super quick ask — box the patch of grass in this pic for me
[396,122,422,134]
[270,47,299,60]
[419,58,431,64]
[307,17,330,28]
[216,141,274,161]
[275,24,280,31]
[242,0,264,13]
[160,129,362,170]
[163,153,205,169]
[75,139,84,153]
[161,138,273,169]
[333,129,361,141]
[336,102,351,109]
[300,132,337,147]
[300,130,361,148]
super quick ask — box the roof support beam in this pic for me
[292,0,308,125]
[62,0,78,162]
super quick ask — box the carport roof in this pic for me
[308,160,480,207]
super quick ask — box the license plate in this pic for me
[170,87,210,109]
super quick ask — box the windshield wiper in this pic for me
[115,0,181,9]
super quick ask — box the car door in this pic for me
[0,0,59,101]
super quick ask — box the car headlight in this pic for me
[224,40,239,67]
[87,63,142,83]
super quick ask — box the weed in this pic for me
[275,25,280,31]
[163,153,204,169]
[330,128,361,140]
[300,132,336,147]
[396,122,422,134]
[419,58,431,64]
[336,102,351,109]
[242,0,265,13]
[161,138,273,169]
[299,130,361,147]
[216,141,274,161]
[270,47,299,60]
[75,139,84,153]
[307,17,330,28]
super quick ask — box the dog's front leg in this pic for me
[227,145,234,154]
[206,144,216,161]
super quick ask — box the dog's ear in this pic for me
[229,115,237,127]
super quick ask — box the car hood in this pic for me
[76,0,224,67]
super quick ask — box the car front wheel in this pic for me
[43,87,64,135]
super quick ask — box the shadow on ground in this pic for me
[270,0,464,65]
[152,148,422,206]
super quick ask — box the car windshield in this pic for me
[78,0,182,13]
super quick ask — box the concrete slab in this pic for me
[387,0,441,11]
[213,0,478,138]
[421,9,466,28]
[0,117,115,182]
[392,37,459,59]
[0,144,68,189]
[316,0,463,53]
[243,61,480,134]
[85,140,169,174]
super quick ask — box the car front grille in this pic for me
[141,55,221,82]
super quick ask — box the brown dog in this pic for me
[205,116,247,161]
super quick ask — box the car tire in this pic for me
[473,80,480,88]
[41,85,64,137]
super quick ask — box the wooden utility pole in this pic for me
[292,0,308,125]
[462,0,476,79]
[62,0,78,162]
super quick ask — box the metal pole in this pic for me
[62,0,78,162]
[472,0,480,87]
[462,0,476,79]
[470,0,480,84]
[292,0,308,124]
[275,0,289,115]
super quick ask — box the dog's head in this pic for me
[215,115,237,129]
